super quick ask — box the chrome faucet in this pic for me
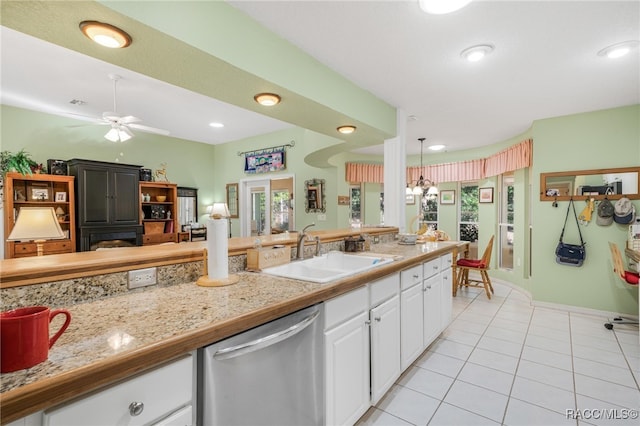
[296,223,316,260]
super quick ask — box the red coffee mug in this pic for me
[1,306,72,373]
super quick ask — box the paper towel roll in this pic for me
[206,219,229,279]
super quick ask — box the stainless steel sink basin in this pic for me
[261,251,394,283]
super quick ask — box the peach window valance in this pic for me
[346,139,532,184]
[345,162,384,183]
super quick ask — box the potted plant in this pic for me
[1,150,38,205]
[1,149,38,176]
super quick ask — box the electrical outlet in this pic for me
[128,267,157,289]
[317,214,327,221]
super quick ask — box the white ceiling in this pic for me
[1,1,638,156]
[0,26,294,145]
[230,0,639,155]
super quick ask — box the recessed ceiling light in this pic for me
[254,93,281,106]
[419,0,473,15]
[597,40,639,59]
[337,125,356,134]
[428,144,446,151]
[209,122,224,128]
[79,21,131,48]
[460,44,494,62]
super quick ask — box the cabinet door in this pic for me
[423,274,442,348]
[370,294,401,404]
[78,166,111,226]
[111,168,139,225]
[440,264,453,330]
[325,311,370,426]
[400,283,424,370]
[44,356,192,426]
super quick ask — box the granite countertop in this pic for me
[0,241,464,424]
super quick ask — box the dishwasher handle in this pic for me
[213,308,320,360]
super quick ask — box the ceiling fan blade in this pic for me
[129,123,170,136]
[120,115,141,124]
[102,111,121,121]
[59,112,105,123]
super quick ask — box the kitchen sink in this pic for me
[261,251,394,283]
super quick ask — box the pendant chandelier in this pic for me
[406,138,438,196]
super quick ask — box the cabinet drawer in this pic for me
[143,233,178,245]
[369,273,399,307]
[400,265,422,291]
[13,240,73,257]
[440,253,453,270]
[324,286,368,330]
[423,258,440,279]
[44,356,193,426]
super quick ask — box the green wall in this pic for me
[530,105,639,314]
[2,103,639,315]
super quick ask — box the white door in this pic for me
[240,179,270,237]
[400,283,424,370]
[423,274,442,348]
[370,295,401,404]
[325,311,370,426]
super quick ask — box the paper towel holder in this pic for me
[197,248,240,287]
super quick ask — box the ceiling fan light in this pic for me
[104,128,120,142]
[118,130,132,142]
[80,21,131,49]
[337,125,356,134]
[254,93,281,106]
[419,0,473,15]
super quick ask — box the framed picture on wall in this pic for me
[405,194,415,205]
[479,187,494,203]
[440,190,455,205]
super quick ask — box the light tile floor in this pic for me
[357,283,639,426]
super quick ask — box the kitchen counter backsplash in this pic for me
[0,234,394,311]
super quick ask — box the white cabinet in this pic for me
[325,287,370,426]
[440,253,453,330]
[400,252,454,372]
[400,281,424,370]
[43,355,194,426]
[369,274,401,405]
[423,273,442,347]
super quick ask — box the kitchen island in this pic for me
[0,236,466,424]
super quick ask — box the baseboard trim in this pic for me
[467,273,639,321]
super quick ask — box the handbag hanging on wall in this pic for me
[555,199,587,267]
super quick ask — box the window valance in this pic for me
[345,162,384,183]
[346,139,532,184]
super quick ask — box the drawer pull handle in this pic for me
[425,284,432,289]
[129,401,144,416]
[413,274,419,279]
[374,317,381,322]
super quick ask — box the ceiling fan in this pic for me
[77,74,170,142]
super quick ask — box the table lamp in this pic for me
[7,207,66,256]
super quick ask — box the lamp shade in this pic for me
[7,207,65,242]
[210,202,230,219]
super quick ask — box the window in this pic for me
[349,184,362,223]
[499,174,515,269]
[420,190,438,230]
[271,189,291,233]
[459,182,479,259]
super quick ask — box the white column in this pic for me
[383,109,407,232]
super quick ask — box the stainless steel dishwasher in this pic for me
[199,304,324,426]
